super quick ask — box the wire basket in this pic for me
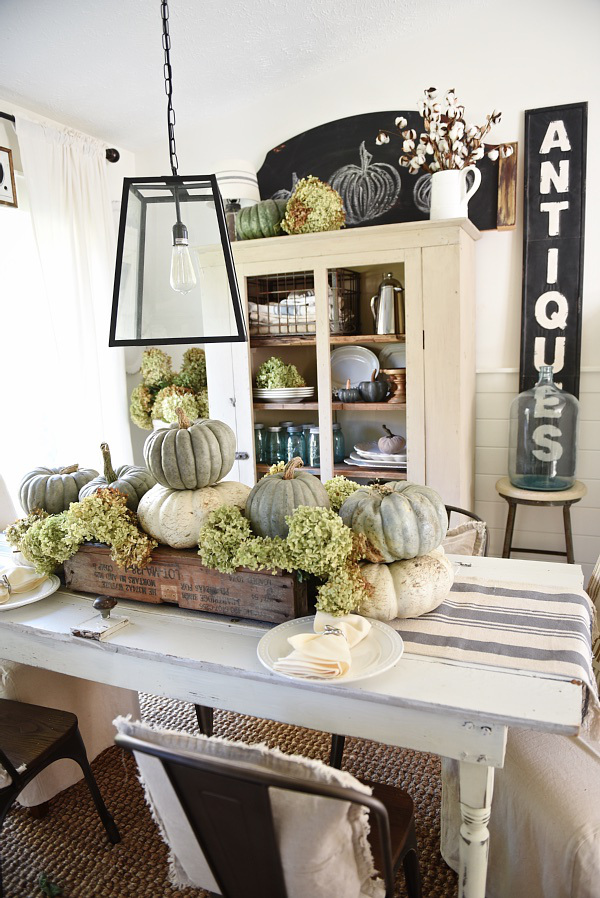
[247,268,359,336]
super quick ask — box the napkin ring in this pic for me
[323,625,345,639]
[0,575,12,597]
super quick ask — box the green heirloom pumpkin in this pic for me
[143,408,236,490]
[339,481,447,562]
[78,443,155,511]
[235,199,288,240]
[19,464,99,514]
[245,457,330,538]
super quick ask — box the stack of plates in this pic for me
[378,343,406,370]
[330,346,379,390]
[344,440,407,470]
[253,387,315,403]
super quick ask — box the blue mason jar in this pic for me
[266,426,285,465]
[508,365,579,490]
[308,427,320,467]
[286,426,307,463]
[254,423,265,464]
[332,423,346,464]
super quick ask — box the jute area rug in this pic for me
[3,694,458,897]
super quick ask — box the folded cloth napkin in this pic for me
[0,565,47,604]
[273,611,371,679]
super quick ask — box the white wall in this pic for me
[132,0,599,575]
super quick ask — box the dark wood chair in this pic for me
[0,698,120,896]
[116,730,421,898]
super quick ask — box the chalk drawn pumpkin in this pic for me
[329,142,401,225]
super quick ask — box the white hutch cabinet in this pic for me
[203,218,478,509]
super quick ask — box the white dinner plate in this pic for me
[0,574,61,611]
[344,457,406,470]
[354,441,407,462]
[348,451,406,467]
[257,615,403,683]
[330,346,380,390]
[378,344,406,369]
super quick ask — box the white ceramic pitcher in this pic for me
[429,166,482,220]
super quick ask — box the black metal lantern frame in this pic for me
[108,0,248,347]
[109,173,247,346]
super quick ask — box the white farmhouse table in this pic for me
[0,554,586,898]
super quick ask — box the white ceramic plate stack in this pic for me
[378,343,406,370]
[344,440,407,470]
[253,387,315,403]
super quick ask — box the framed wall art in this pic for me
[0,146,17,208]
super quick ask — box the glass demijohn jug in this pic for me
[508,365,578,490]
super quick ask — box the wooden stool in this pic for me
[496,477,586,564]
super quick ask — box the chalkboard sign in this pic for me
[257,111,506,232]
[519,102,587,398]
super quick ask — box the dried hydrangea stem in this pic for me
[100,443,118,484]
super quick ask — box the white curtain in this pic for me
[0,118,132,507]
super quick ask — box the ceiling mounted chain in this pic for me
[161,0,178,176]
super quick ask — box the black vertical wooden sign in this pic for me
[519,102,587,397]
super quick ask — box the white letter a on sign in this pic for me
[539,120,571,154]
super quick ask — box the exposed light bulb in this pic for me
[170,221,197,295]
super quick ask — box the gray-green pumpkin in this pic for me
[245,457,330,538]
[19,464,99,514]
[143,409,236,490]
[78,443,155,511]
[339,481,447,562]
[235,199,288,240]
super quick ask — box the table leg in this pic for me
[458,761,494,898]
[563,503,575,564]
[502,500,517,558]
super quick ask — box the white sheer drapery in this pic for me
[0,119,132,507]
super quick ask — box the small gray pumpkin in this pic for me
[245,457,330,538]
[339,481,447,562]
[143,408,236,490]
[19,464,99,514]
[78,443,155,511]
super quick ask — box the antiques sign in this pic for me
[519,102,587,397]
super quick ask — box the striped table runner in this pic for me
[392,575,599,733]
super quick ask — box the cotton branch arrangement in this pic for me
[376,87,514,174]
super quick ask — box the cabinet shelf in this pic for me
[256,464,407,481]
[249,333,406,348]
[252,401,406,411]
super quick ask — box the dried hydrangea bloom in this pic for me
[281,176,345,236]
[141,347,173,388]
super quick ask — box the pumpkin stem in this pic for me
[100,443,118,484]
[176,406,191,430]
[359,140,373,173]
[371,369,376,382]
[382,425,397,437]
[346,378,351,389]
[283,457,304,480]
[58,464,79,474]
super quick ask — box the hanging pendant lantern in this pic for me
[109,1,247,346]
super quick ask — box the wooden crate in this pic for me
[63,543,308,624]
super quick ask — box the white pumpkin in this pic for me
[137,481,251,549]
[359,547,454,620]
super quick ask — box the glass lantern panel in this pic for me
[110,178,245,345]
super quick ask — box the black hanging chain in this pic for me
[161,0,178,177]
